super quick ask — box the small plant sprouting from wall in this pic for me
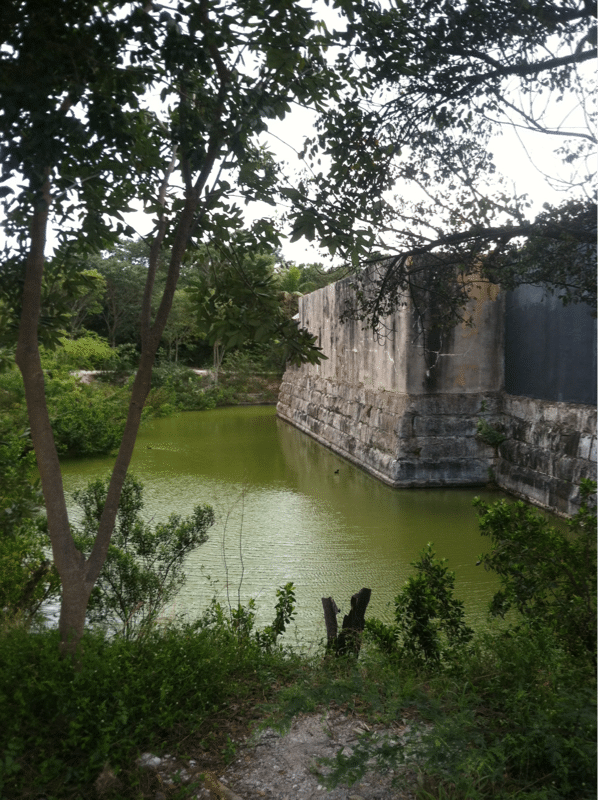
[476,418,506,448]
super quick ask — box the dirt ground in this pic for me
[130,709,421,800]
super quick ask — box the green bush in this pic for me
[475,479,597,664]
[0,366,129,457]
[475,418,506,448]
[147,363,241,413]
[0,620,296,798]
[41,333,115,372]
[46,377,128,455]
[319,624,595,800]
[0,431,59,624]
[72,474,214,638]
[0,368,28,432]
[143,384,176,417]
[365,543,473,665]
[202,581,297,652]
[221,346,281,377]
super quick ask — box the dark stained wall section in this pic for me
[505,285,597,405]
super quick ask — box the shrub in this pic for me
[365,543,473,665]
[0,431,59,624]
[0,618,298,798]
[221,347,280,377]
[475,479,597,664]
[1,366,129,457]
[200,581,296,652]
[72,474,215,638]
[41,333,115,371]
[320,623,596,800]
[0,367,28,432]
[476,418,506,448]
[47,377,128,455]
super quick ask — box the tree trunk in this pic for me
[321,596,340,651]
[83,195,200,608]
[213,341,224,385]
[16,172,200,656]
[336,588,371,656]
[15,177,92,657]
[15,123,217,657]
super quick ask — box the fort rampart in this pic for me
[277,274,596,516]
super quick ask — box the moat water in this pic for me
[59,405,507,646]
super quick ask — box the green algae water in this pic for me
[59,405,505,645]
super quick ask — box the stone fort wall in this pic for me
[277,274,596,516]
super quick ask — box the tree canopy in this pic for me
[0,0,341,653]
[188,242,326,374]
[286,0,596,332]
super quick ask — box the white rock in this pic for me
[138,753,163,769]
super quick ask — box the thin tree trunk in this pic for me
[16,172,200,656]
[15,176,93,656]
[16,127,219,656]
[84,194,199,598]
[213,341,225,385]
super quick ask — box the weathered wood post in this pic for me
[321,588,371,657]
[321,596,340,652]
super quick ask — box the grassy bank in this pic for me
[0,614,594,800]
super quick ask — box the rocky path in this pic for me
[132,710,421,800]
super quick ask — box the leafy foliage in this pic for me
[475,418,506,448]
[475,480,597,663]
[0,616,304,799]
[321,491,597,799]
[0,431,59,623]
[46,377,128,456]
[365,543,473,664]
[41,332,115,372]
[256,582,297,650]
[317,626,595,800]
[1,357,132,457]
[202,581,296,652]
[188,244,326,373]
[288,0,596,332]
[72,474,214,639]
[0,256,113,354]
[274,261,348,295]
[91,246,150,348]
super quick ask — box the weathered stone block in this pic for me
[552,454,577,482]
[542,404,560,424]
[413,415,475,437]
[577,434,593,460]
[559,430,581,458]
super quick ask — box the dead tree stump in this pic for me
[321,588,371,656]
[321,596,340,651]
